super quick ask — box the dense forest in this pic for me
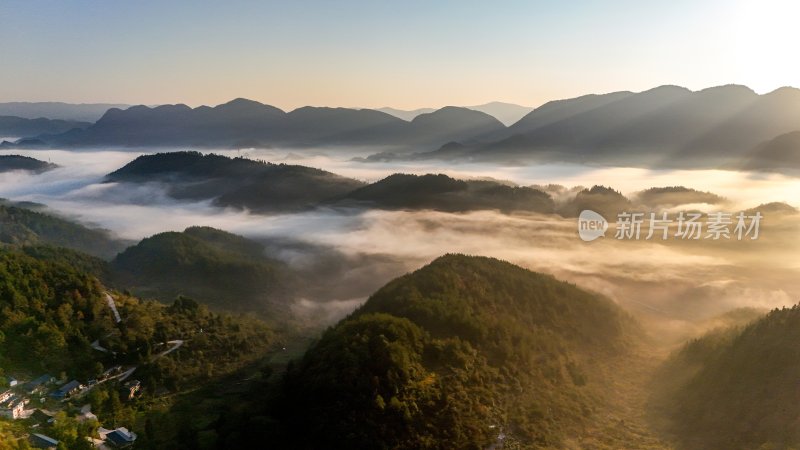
[0,202,128,259]
[654,305,800,450]
[106,151,366,213]
[0,155,58,174]
[213,254,640,449]
[111,226,292,320]
[335,173,555,213]
[0,246,277,448]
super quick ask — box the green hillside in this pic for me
[336,173,555,213]
[107,151,366,212]
[655,305,800,450]
[112,226,292,318]
[0,203,128,259]
[223,254,639,449]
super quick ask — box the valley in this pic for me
[0,145,795,448]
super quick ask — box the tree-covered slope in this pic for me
[0,155,58,173]
[0,248,273,379]
[238,254,638,449]
[655,305,800,450]
[336,173,555,213]
[0,203,128,259]
[106,151,365,212]
[111,226,292,318]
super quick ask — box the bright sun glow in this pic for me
[730,0,800,93]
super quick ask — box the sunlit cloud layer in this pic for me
[1,148,798,340]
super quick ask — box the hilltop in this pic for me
[106,151,365,212]
[111,227,292,319]
[0,155,58,173]
[221,255,642,449]
[335,173,555,213]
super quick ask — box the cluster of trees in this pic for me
[0,203,127,259]
[212,254,638,449]
[107,151,365,213]
[338,173,555,213]
[655,305,800,450]
[0,246,276,446]
[0,155,58,174]
[111,226,292,319]
[0,248,272,378]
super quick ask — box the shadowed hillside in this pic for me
[107,151,366,212]
[335,173,555,213]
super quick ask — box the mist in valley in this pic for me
[0,147,797,344]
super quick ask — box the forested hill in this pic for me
[0,247,276,447]
[106,151,366,212]
[334,173,555,213]
[221,254,640,449]
[656,305,800,450]
[0,202,129,259]
[0,155,58,173]
[111,226,292,319]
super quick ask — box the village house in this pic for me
[101,427,137,448]
[0,395,26,419]
[29,433,59,449]
[25,374,55,395]
[50,380,83,399]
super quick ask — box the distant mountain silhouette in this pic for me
[0,115,90,138]
[375,107,436,121]
[744,130,800,171]
[36,99,506,149]
[379,102,533,126]
[0,102,129,122]
[399,85,800,169]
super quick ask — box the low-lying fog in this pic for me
[2,148,799,342]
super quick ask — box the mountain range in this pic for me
[27,99,505,149]
[409,85,800,169]
[0,115,90,138]
[3,84,799,171]
[0,101,130,122]
[377,101,533,126]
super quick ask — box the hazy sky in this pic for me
[1,0,798,109]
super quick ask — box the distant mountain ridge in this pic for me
[9,84,800,171]
[33,98,506,149]
[0,102,130,122]
[385,85,800,170]
[378,101,533,126]
[0,115,90,138]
